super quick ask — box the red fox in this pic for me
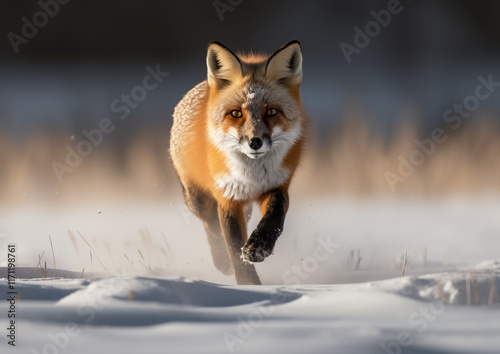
[170,40,306,285]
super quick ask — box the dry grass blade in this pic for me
[77,231,108,272]
[402,247,408,276]
[488,274,496,306]
[67,230,82,267]
[128,291,135,301]
[38,254,44,278]
[90,250,94,278]
[124,253,134,268]
[49,235,57,277]
[347,250,353,269]
[106,243,115,266]
[36,251,46,270]
[162,233,173,257]
[436,280,447,303]
[44,261,47,278]
[80,267,85,279]
[355,249,362,270]
[466,270,471,305]
[472,271,480,305]
[138,259,152,272]
[422,247,427,271]
[138,249,145,261]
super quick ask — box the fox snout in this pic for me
[240,134,271,159]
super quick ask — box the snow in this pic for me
[1,199,500,353]
[1,264,499,353]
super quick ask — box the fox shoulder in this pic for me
[172,81,208,126]
[170,81,208,157]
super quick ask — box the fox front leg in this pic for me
[218,203,261,285]
[241,188,289,263]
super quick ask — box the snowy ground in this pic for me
[1,198,500,353]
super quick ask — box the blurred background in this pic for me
[1,0,500,205]
[1,1,500,282]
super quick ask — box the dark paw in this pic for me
[241,231,275,263]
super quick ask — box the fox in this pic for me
[170,40,306,285]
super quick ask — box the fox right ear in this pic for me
[266,40,302,86]
[207,41,242,90]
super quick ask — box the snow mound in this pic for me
[0,277,88,301]
[375,261,500,305]
[57,276,301,307]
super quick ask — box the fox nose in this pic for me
[249,137,263,150]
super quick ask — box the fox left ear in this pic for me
[206,41,242,90]
[265,40,302,86]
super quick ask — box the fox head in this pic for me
[206,40,304,160]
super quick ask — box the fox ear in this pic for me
[265,40,302,86]
[207,41,242,90]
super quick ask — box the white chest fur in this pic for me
[215,149,290,201]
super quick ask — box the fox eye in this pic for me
[230,110,243,118]
[266,108,278,117]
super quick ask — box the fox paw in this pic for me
[241,234,274,263]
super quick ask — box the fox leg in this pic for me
[183,186,232,275]
[218,203,261,285]
[241,188,289,263]
[203,211,234,276]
